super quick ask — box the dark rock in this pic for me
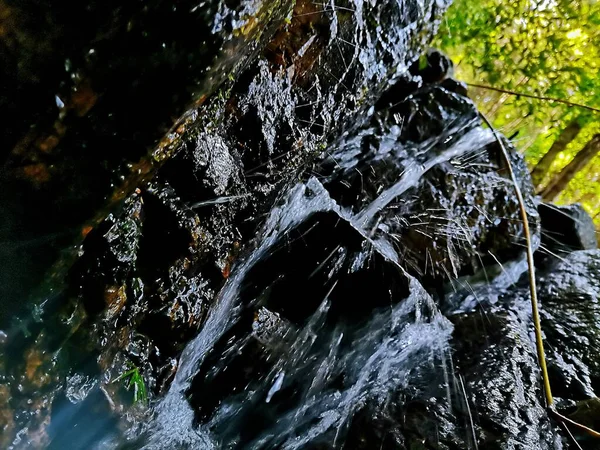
[322,83,539,290]
[434,249,600,449]
[0,0,294,326]
[539,250,600,401]
[138,74,544,447]
[414,49,455,84]
[1,0,454,447]
[187,306,294,424]
[343,251,600,450]
[176,203,452,449]
[450,304,558,449]
[537,202,597,257]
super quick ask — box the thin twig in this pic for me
[557,420,584,450]
[479,112,553,405]
[550,408,600,439]
[459,374,479,450]
[469,83,600,114]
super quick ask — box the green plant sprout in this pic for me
[112,364,148,406]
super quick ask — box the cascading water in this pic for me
[3,1,599,448]
[136,103,505,449]
[142,179,455,449]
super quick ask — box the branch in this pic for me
[468,83,600,114]
[478,112,553,406]
[550,408,600,439]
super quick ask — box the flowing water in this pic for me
[2,72,556,448]
[5,0,593,448]
[134,122,497,449]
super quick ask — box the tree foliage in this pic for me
[434,0,600,224]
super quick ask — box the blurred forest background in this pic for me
[435,0,600,226]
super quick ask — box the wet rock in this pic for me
[345,260,580,450]
[174,197,453,449]
[187,306,294,424]
[9,2,595,450]
[0,0,295,322]
[322,83,539,290]
[450,304,559,449]
[427,249,600,449]
[86,0,455,390]
[345,396,467,450]
[538,251,600,402]
[343,250,600,449]
[2,0,454,445]
[414,49,455,84]
[70,192,145,317]
[537,202,597,258]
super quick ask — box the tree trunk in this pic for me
[531,119,581,189]
[541,134,600,201]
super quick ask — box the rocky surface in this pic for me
[0,0,293,323]
[1,1,600,449]
[537,202,598,256]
